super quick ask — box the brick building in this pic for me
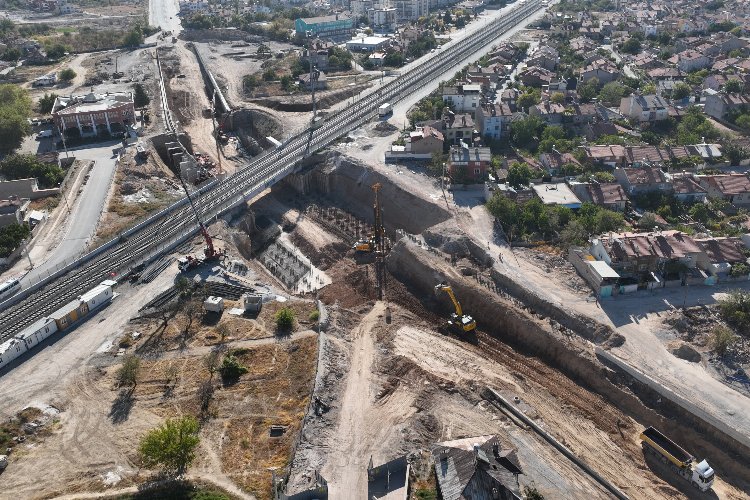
[52,92,135,137]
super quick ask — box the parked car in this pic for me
[36,130,53,139]
[0,455,7,471]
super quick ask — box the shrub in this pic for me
[309,310,320,322]
[219,354,248,380]
[139,416,200,475]
[275,307,295,331]
[709,326,737,357]
[718,289,750,329]
[116,354,141,389]
[59,68,76,82]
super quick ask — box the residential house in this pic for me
[408,125,444,154]
[697,173,750,206]
[475,102,513,140]
[565,102,598,125]
[466,64,505,88]
[442,83,482,112]
[703,93,750,120]
[345,35,392,52]
[500,88,519,110]
[669,50,711,72]
[528,100,565,125]
[619,94,669,123]
[532,183,582,209]
[695,237,750,278]
[538,149,582,176]
[432,435,523,500]
[526,45,559,71]
[518,66,556,88]
[625,145,671,167]
[442,112,476,144]
[671,176,708,202]
[447,144,491,182]
[575,182,629,211]
[297,70,328,90]
[581,144,627,168]
[579,58,620,84]
[591,231,704,282]
[614,165,673,195]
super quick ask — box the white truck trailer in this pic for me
[378,103,392,117]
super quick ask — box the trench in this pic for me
[384,240,750,491]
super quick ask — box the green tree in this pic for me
[677,106,719,145]
[243,74,260,92]
[123,26,144,47]
[725,79,744,94]
[280,75,294,91]
[718,290,750,330]
[384,52,404,67]
[38,92,57,114]
[507,162,533,188]
[0,84,32,153]
[219,353,248,380]
[275,307,295,331]
[139,416,200,475]
[598,81,625,106]
[58,68,76,82]
[1,47,21,61]
[550,92,565,104]
[517,90,540,111]
[262,68,276,81]
[560,219,588,248]
[133,83,150,108]
[509,115,544,150]
[672,82,691,100]
[595,209,624,233]
[735,114,750,131]
[577,77,599,102]
[116,354,141,391]
[0,223,31,258]
[620,37,642,54]
[0,154,63,188]
[45,43,68,60]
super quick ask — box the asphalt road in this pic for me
[21,142,120,287]
[148,0,182,35]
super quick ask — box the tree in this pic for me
[507,162,533,188]
[38,92,57,114]
[560,220,588,248]
[0,154,64,188]
[133,83,150,108]
[123,26,144,47]
[735,114,750,131]
[672,82,691,100]
[280,75,294,91]
[1,47,21,61]
[0,223,31,258]
[725,79,744,94]
[550,92,565,105]
[718,289,750,330]
[598,82,625,106]
[595,209,624,233]
[578,77,599,102]
[0,84,32,153]
[139,416,200,475]
[620,37,642,55]
[509,115,543,150]
[275,307,295,331]
[219,353,248,381]
[59,68,76,82]
[517,91,540,112]
[46,43,68,60]
[262,68,276,81]
[384,52,404,67]
[116,354,141,392]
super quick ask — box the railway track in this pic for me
[0,0,543,341]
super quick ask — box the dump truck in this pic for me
[435,283,476,334]
[378,103,392,117]
[640,427,715,491]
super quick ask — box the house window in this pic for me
[639,264,647,271]
[474,168,481,175]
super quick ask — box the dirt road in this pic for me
[322,302,386,497]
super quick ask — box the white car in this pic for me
[0,455,7,471]
[36,130,53,139]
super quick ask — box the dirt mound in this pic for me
[372,121,398,136]
[423,221,492,265]
[669,342,702,363]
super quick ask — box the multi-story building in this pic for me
[368,7,397,31]
[295,15,354,40]
[52,92,135,137]
[697,173,750,206]
[703,93,750,120]
[442,83,482,112]
[447,144,491,182]
[619,94,669,123]
[475,103,513,140]
[391,0,428,22]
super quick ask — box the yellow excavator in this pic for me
[435,283,476,333]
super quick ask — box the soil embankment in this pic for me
[284,153,452,235]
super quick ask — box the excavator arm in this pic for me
[435,284,463,317]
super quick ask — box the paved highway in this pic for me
[0,0,543,340]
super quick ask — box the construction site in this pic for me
[1,144,749,499]
[2,2,750,499]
